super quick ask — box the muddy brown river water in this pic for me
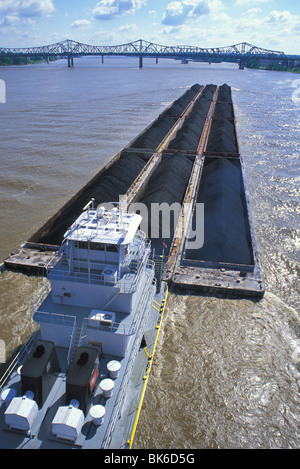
[0,57,299,448]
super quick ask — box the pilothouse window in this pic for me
[74,241,89,250]
[74,241,118,253]
[106,244,119,253]
[90,243,105,251]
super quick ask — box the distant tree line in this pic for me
[246,58,300,73]
[0,54,58,65]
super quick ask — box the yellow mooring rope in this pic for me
[127,283,168,449]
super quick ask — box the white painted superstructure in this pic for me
[0,200,167,449]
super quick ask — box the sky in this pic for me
[0,0,299,54]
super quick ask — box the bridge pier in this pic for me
[287,59,295,68]
[68,56,74,68]
[239,58,245,70]
[139,55,143,68]
[156,56,159,64]
[102,55,104,64]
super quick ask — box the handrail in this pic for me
[102,269,156,448]
[34,311,76,327]
[82,263,154,337]
[66,317,78,365]
[48,240,152,294]
[0,328,39,389]
[48,269,116,286]
[120,246,151,294]
[31,282,51,313]
[1,283,51,388]
[128,283,168,449]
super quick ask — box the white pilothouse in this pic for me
[0,201,168,449]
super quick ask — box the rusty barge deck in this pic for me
[2,83,265,298]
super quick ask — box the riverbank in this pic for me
[246,59,300,73]
[0,55,58,66]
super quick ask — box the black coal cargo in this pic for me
[21,340,60,408]
[66,347,99,414]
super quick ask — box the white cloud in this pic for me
[23,17,35,24]
[0,15,19,26]
[244,8,262,16]
[162,0,210,26]
[235,0,272,5]
[70,19,92,29]
[0,0,55,17]
[93,2,118,20]
[224,7,299,52]
[161,22,209,44]
[265,10,295,24]
[294,22,300,33]
[119,22,137,32]
[93,0,146,21]
[92,29,119,44]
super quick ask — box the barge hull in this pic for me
[3,85,205,274]
[169,85,265,297]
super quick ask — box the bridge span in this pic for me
[0,38,288,69]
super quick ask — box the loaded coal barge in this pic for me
[2,83,265,298]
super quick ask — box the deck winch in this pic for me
[52,400,85,443]
[4,392,39,434]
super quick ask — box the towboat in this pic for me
[0,201,168,449]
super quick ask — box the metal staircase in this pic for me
[153,255,164,291]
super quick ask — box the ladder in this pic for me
[153,255,164,291]
[68,327,82,365]
[129,259,138,274]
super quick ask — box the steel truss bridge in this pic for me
[0,38,287,69]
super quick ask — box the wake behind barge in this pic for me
[2,83,265,298]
